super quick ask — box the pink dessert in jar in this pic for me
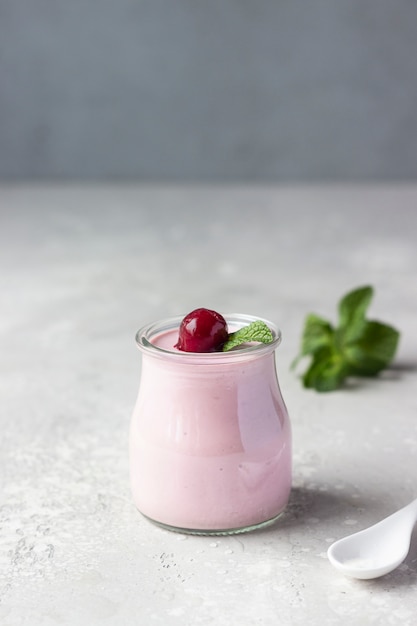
[129,308,292,534]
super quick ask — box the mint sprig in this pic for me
[292,286,400,392]
[222,320,274,352]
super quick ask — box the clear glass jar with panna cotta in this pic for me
[129,313,292,535]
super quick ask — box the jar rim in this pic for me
[135,313,281,363]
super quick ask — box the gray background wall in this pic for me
[1,1,417,182]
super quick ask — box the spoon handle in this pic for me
[400,497,417,524]
[377,497,417,534]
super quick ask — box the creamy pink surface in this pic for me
[130,328,291,531]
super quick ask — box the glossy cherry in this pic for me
[175,308,229,353]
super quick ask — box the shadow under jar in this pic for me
[129,314,292,535]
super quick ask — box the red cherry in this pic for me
[175,308,229,353]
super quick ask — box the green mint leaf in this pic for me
[302,347,349,392]
[338,285,373,343]
[300,314,334,356]
[338,285,373,327]
[293,285,400,392]
[222,320,273,352]
[290,314,334,370]
[344,320,400,376]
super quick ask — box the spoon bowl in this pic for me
[327,497,417,579]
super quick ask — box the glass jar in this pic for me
[129,314,291,535]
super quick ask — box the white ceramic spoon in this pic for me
[327,497,417,579]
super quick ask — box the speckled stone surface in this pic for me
[1,185,417,625]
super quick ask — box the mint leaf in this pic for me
[302,347,349,392]
[300,314,334,355]
[222,320,273,352]
[293,286,400,392]
[338,285,373,329]
[291,314,334,370]
[344,320,400,376]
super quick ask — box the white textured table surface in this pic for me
[1,185,417,626]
